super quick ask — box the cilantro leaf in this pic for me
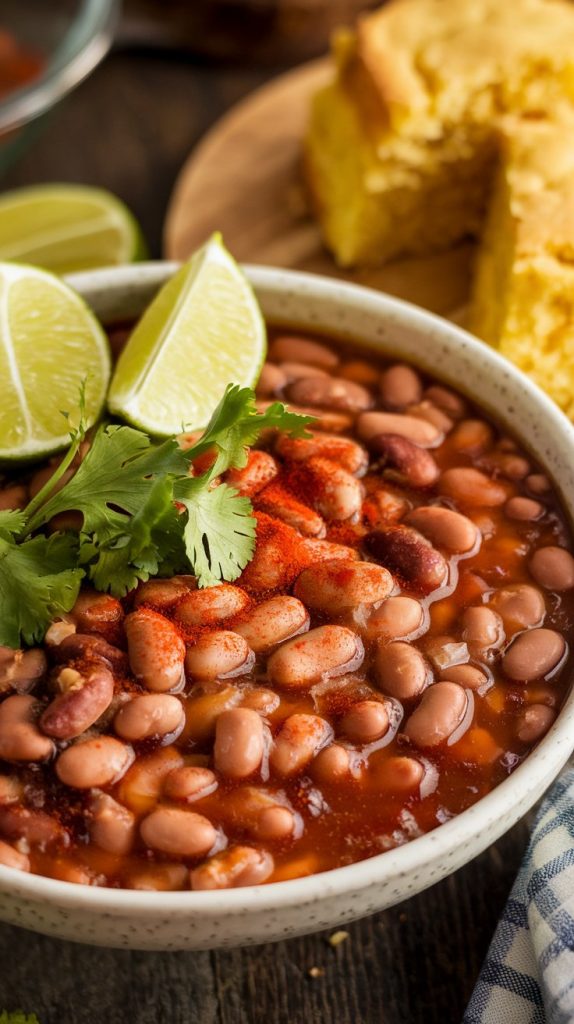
[0,509,27,541]
[176,478,256,587]
[0,532,83,647]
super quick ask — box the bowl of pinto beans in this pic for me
[1,260,573,950]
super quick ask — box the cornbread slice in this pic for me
[469,123,574,417]
[305,0,574,268]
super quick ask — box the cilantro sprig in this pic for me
[0,386,313,648]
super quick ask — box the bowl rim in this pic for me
[0,0,119,134]
[3,260,574,912]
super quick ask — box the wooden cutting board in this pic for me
[164,58,474,318]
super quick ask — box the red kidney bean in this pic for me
[516,704,556,743]
[233,596,309,653]
[370,433,440,487]
[0,839,29,872]
[462,607,505,655]
[257,484,326,537]
[0,695,54,762]
[311,743,352,783]
[489,584,545,630]
[125,608,186,692]
[40,664,114,740]
[140,807,217,858]
[56,737,134,789]
[440,665,488,690]
[505,497,544,521]
[269,713,333,776]
[424,385,467,420]
[405,506,478,554]
[365,527,447,594]
[191,846,274,889]
[529,547,574,591]
[214,708,265,779]
[69,590,124,640]
[52,633,126,672]
[163,766,218,802]
[88,793,136,855]
[404,682,470,748]
[174,584,250,627]
[267,625,364,689]
[132,576,195,611]
[114,694,185,743]
[256,362,287,397]
[380,364,423,409]
[439,468,507,506]
[225,450,279,497]
[287,375,372,414]
[340,700,389,743]
[294,559,393,614]
[185,631,254,681]
[365,596,424,640]
[275,432,368,475]
[449,419,493,455]
[0,805,66,848]
[503,629,566,681]
[357,411,441,447]
[268,335,339,369]
[375,641,430,699]
[0,647,47,694]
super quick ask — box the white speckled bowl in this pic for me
[2,263,574,951]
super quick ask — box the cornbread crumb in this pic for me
[308,966,325,978]
[328,930,350,947]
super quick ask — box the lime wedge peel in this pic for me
[0,185,147,275]
[0,262,111,462]
[107,234,267,436]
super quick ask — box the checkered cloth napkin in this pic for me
[464,766,574,1024]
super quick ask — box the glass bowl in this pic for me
[0,0,119,174]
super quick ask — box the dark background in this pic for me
[0,11,529,1023]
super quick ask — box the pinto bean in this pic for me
[438,468,507,506]
[56,736,134,789]
[183,685,241,744]
[40,664,115,739]
[357,411,440,447]
[281,404,353,434]
[268,626,364,689]
[526,473,551,495]
[125,608,186,692]
[256,362,287,397]
[117,747,185,814]
[287,375,372,413]
[489,584,545,630]
[275,432,368,475]
[240,688,281,715]
[191,846,274,889]
[268,335,339,369]
[340,700,389,743]
[163,766,218,802]
[114,694,185,742]
[302,537,359,565]
[69,590,124,640]
[503,629,566,681]
[52,633,126,671]
[279,361,329,383]
[505,497,544,521]
[225,450,279,496]
[0,695,54,762]
[140,807,217,858]
[0,775,22,805]
[233,596,309,653]
[370,433,439,487]
[375,642,430,699]
[88,793,136,855]
[365,597,424,640]
[256,484,326,537]
[185,631,254,681]
[125,863,189,891]
[462,607,505,655]
[0,647,47,694]
[365,527,447,594]
[380,364,422,409]
[440,665,488,690]
[423,385,467,420]
[174,584,250,627]
[486,453,531,481]
[0,840,29,872]
[133,576,195,610]
[0,805,66,847]
[516,704,556,743]
[214,708,265,779]
[311,743,352,783]
[304,456,364,521]
[222,786,296,840]
[338,360,380,386]
[405,506,478,554]
[449,419,493,455]
[370,755,425,792]
[269,713,333,776]
[294,559,393,614]
[408,401,454,433]
[529,547,574,591]
[362,487,410,527]
[404,682,470,748]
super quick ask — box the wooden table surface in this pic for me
[0,43,530,1024]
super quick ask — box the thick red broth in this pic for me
[0,325,572,891]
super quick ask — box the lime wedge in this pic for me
[108,234,266,435]
[0,263,110,461]
[0,185,146,275]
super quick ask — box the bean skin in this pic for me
[357,411,440,447]
[287,375,372,413]
[191,846,274,889]
[125,608,186,692]
[294,559,393,614]
[56,737,134,789]
[88,793,136,855]
[267,626,364,689]
[140,807,217,858]
[174,584,250,627]
[405,506,478,554]
[516,704,556,743]
[375,642,430,699]
[529,547,574,591]
[380,364,422,410]
[438,467,507,507]
[404,682,470,748]
[503,629,566,681]
[365,597,424,641]
[114,694,185,743]
[0,695,54,762]
[268,335,339,369]
[489,584,545,630]
[184,631,254,681]
[270,714,333,776]
[233,596,309,653]
[340,701,389,743]
[214,708,265,779]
